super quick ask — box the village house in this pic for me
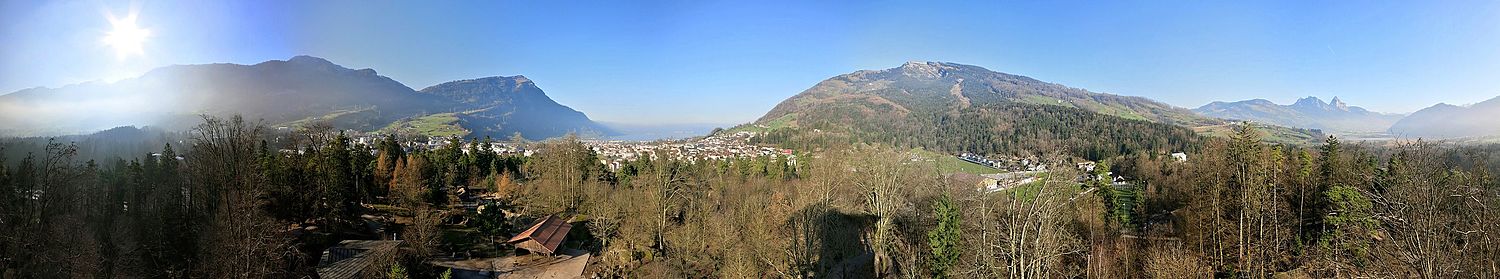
[1171,152,1188,162]
[1077,161,1097,172]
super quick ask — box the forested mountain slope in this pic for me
[744,61,1317,157]
[759,61,1217,127]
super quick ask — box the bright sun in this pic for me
[102,12,151,59]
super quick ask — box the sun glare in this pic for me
[102,12,150,60]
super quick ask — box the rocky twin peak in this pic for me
[1290,96,1353,112]
[1194,96,1399,133]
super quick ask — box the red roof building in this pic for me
[507,215,572,255]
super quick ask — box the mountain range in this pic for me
[752,62,1498,142]
[758,61,1218,127]
[1388,96,1500,138]
[3,57,1496,143]
[1193,96,1404,133]
[743,61,1256,159]
[0,56,609,139]
[1195,95,1500,139]
[745,62,1347,148]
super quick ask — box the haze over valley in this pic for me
[4,1,1500,278]
[8,57,1498,143]
[0,56,611,140]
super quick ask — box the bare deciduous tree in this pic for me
[993,165,1084,279]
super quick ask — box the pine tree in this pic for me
[387,264,408,279]
[318,133,355,220]
[1316,136,1375,266]
[927,194,962,278]
[1309,136,1343,243]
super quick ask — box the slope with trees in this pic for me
[2,114,1497,278]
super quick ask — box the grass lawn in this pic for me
[379,113,470,138]
[1001,173,1071,202]
[282,107,373,128]
[910,147,997,175]
[1193,124,1319,145]
[1017,95,1073,108]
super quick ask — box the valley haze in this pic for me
[5,57,1495,141]
[3,2,1500,279]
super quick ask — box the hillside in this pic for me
[745,62,1223,159]
[417,76,612,139]
[1193,96,1403,133]
[1388,95,1500,138]
[0,56,440,135]
[744,61,1325,158]
[758,61,1218,127]
[0,56,607,139]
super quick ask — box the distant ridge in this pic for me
[1193,96,1403,133]
[417,75,613,139]
[1388,95,1500,138]
[0,56,608,139]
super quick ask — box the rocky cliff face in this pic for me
[418,76,613,139]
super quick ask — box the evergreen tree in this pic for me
[387,264,408,279]
[1316,135,1375,266]
[927,194,962,278]
[318,133,355,220]
[1309,136,1343,242]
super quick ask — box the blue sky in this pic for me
[3,1,1500,124]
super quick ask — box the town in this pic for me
[292,130,794,167]
[584,131,794,171]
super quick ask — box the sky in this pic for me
[3,1,1500,125]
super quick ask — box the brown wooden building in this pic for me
[507,215,572,255]
[315,240,401,279]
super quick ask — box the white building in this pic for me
[1171,152,1188,162]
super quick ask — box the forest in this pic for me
[752,102,1207,161]
[1,115,1498,278]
